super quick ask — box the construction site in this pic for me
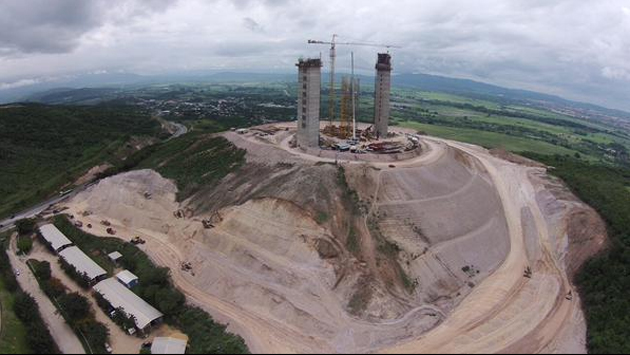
[294,36,414,159]
[40,38,607,354]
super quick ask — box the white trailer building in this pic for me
[94,278,163,333]
[38,224,73,253]
[58,246,107,284]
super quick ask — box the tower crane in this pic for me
[307,35,400,127]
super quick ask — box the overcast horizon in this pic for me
[1,0,629,111]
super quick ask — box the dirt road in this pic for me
[381,138,580,353]
[7,236,85,354]
[268,131,583,353]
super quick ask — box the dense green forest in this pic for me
[524,154,630,354]
[0,104,161,219]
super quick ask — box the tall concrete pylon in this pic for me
[296,58,323,148]
[374,53,392,139]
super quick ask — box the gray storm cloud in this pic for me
[0,0,177,54]
[0,0,629,111]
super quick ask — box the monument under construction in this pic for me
[295,51,394,146]
[374,53,392,138]
[296,58,322,148]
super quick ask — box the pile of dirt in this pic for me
[71,169,179,233]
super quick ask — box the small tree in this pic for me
[58,292,91,323]
[17,235,33,255]
[13,292,38,323]
[31,260,52,281]
[16,218,36,236]
[112,307,137,332]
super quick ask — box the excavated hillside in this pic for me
[66,133,510,352]
[63,126,605,353]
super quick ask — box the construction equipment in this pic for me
[180,262,192,271]
[131,236,146,245]
[307,36,400,128]
[524,266,533,279]
[202,219,215,229]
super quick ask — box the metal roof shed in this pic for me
[108,251,123,263]
[151,337,187,354]
[38,224,73,252]
[94,278,163,332]
[115,270,139,289]
[58,246,107,282]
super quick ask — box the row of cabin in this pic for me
[37,224,162,334]
[38,224,107,285]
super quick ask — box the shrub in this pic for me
[30,259,52,281]
[17,235,33,254]
[13,292,59,354]
[58,258,90,289]
[13,292,39,323]
[58,292,91,323]
[111,307,137,332]
[176,306,249,354]
[15,218,36,236]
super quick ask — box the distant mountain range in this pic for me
[393,73,630,121]
[2,71,629,121]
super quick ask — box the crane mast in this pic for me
[307,36,400,133]
[328,34,337,126]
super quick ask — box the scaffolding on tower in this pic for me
[307,36,400,130]
[339,76,359,139]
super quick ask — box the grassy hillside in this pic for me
[0,278,30,353]
[135,133,246,201]
[0,104,161,218]
[401,121,579,156]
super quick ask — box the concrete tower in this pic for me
[374,53,392,138]
[296,58,322,148]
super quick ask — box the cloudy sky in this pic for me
[1,0,629,110]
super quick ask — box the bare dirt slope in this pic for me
[62,125,605,354]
